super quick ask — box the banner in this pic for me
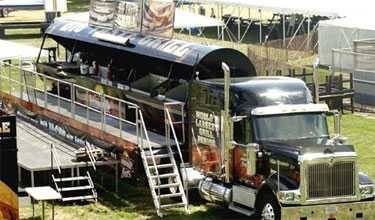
[114,0,142,32]
[89,0,175,38]
[141,0,175,38]
[89,0,117,29]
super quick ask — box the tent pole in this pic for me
[282,14,286,48]
[287,16,305,49]
[259,9,262,44]
[307,17,311,50]
[237,7,241,43]
[221,4,224,41]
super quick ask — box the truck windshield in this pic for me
[254,113,329,141]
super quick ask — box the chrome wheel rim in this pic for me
[261,203,275,220]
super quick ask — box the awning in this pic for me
[45,19,255,79]
[0,39,47,60]
[178,0,373,18]
[59,9,224,29]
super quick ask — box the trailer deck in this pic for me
[17,118,119,188]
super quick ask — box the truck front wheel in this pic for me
[255,193,281,220]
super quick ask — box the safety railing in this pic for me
[0,59,140,140]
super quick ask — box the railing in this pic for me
[137,109,162,209]
[164,102,189,210]
[50,144,62,175]
[0,59,140,140]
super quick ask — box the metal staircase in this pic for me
[137,106,189,217]
[51,144,98,202]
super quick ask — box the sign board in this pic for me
[141,0,175,38]
[89,0,175,38]
[114,0,142,32]
[190,83,224,176]
[0,114,18,220]
[89,0,117,29]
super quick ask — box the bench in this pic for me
[0,21,49,38]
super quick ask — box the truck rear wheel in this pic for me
[255,193,281,220]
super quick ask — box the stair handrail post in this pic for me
[138,109,162,210]
[164,103,190,213]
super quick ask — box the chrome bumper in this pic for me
[281,200,375,220]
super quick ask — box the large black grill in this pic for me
[307,161,355,199]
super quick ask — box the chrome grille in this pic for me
[307,161,355,199]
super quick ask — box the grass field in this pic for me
[1,1,375,220]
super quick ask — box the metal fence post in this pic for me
[43,76,47,108]
[119,101,122,138]
[86,90,90,125]
[101,94,105,131]
[71,84,75,119]
[57,80,61,114]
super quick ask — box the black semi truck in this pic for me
[10,15,374,219]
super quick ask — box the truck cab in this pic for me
[188,75,375,220]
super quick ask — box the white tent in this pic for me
[59,9,224,29]
[178,0,374,18]
[0,40,47,60]
[318,17,375,66]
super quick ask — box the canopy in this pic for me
[45,19,255,79]
[0,40,47,60]
[174,8,223,29]
[59,9,224,29]
[0,0,44,9]
[178,0,374,18]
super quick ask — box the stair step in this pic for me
[228,203,255,217]
[146,153,171,159]
[160,202,186,209]
[57,185,93,192]
[151,173,177,179]
[149,163,174,169]
[154,183,180,189]
[53,176,89,182]
[62,195,96,202]
[158,192,183,199]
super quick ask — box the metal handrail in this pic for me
[51,144,62,175]
[138,110,162,208]
[164,104,189,211]
[85,143,97,171]
[0,59,140,139]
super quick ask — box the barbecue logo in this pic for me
[0,181,18,220]
[0,121,10,134]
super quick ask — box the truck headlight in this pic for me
[359,184,374,199]
[278,190,301,204]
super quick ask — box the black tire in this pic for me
[255,193,281,220]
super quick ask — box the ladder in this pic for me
[51,144,97,202]
[137,109,188,217]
